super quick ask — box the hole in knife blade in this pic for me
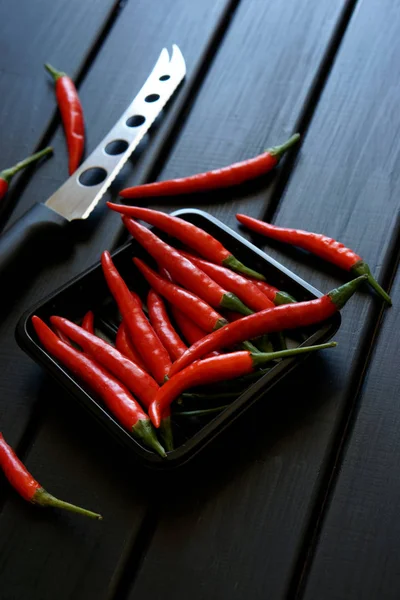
[104,139,129,155]
[126,115,145,127]
[79,167,107,187]
[159,75,170,81]
[144,94,160,103]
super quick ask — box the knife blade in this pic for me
[0,45,186,277]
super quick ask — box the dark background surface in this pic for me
[0,0,399,598]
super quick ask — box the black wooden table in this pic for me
[1,1,399,598]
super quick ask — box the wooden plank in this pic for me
[126,0,400,598]
[0,0,119,225]
[0,2,238,599]
[302,252,400,600]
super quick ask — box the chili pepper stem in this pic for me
[351,261,392,305]
[222,255,266,281]
[175,406,229,417]
[251,341,337,368]
[33,488,102,520]
[274,291,297,305]
[242,340,263,353]
[0,147,53,183]
[328,275,368,309]
[159,416,174,452]
[44,63,66,82]
[267,133,301,158]
[182,391,239,402]
[132,419,166,457]
[220,293,253,315]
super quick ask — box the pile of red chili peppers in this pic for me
[26,203,388,464]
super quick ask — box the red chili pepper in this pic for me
[115,322,147,370]
[150,342,336,427]
[0,147,53,201]
[101,251,171,384]
[118,134,300,200]
[236,213,392,305]
[169,306,220,359]
[106,204,265,281]
[0,432,102,519]
[169,276,367,376]
[123,216,253,315]
[249,279,296,305]
[147,290,187,361]
[133,258,227,333]
[82,310,94,333]
[32,316,165,457]
[50,316,160,410]
[45,63,84,175]
[179,250,275,311]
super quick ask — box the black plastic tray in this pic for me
[16,209,341,469]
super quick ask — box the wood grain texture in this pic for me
[302,256,400,600]
[0,0,118,224]
[0,1,236,599]
[119,0,351,229]
[127,0,400,598]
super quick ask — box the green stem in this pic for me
[274,291,297,305]
[132,419,166,457]
[351,261,392,305]
[0,147,53,183]
[220,293,253,316]
[251,341,336,368]
[175,406,229,417]
[328,275,368,309]
[44,62,66,82]
[159,416,174,451]
[267,133,301,159]
[182,391,239,402]
[33,488,102,520]
[223,255,266,281]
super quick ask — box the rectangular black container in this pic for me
[16,209,340,469]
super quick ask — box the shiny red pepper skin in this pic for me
[32,316,165,457]
[133,257,227,333]
[101,251,171,384]
[0,432,102,519]
[45,64,84,175]
[0,178,8,200]
[179,251,275,311]
[147,290,187,361]
[169,305,208,345]
[150,342,335,426]
[50,316,160,409]
[82,310,94,333]
[118,134,300,199]
[169,276,367,376]
[122,217,251,315]
[106,204,265,281]
[115,322,147,370]
[236,213,392,305]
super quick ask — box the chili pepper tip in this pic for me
[351,261,392,305]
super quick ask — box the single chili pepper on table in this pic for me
[133,258,228,333]
[115,322,147,370]
[236,213,392,305]
[101,251,171,384]
[32,316,165,457]
[150,342,336,427]
[118,134,300,199]
[106,204,266,280]
[169,275,367,376]
[45,63,84,175]
[0,432,102,519]
[122,216,253,316]
[0,147,53,201]
[147,290,187,361]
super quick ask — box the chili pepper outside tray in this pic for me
[15,209,341,469]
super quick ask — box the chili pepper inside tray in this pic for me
[16,209,341,469]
